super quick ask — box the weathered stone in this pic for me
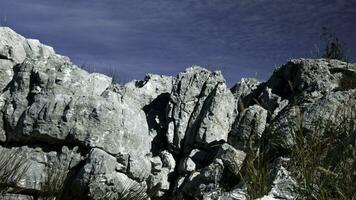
[258,87,289,120]
[193,82,236,146]
[147,168,170,198]
[215,143,246,176]
[177,159,225,199]
[231,77,260,102]
[160,150,176,173]
[73,148,149,200]
[268,90,356,151]
[150,156,163,174]
[26,39,55,59]
[1,28,356,200]
[202,188,247,200]
[267,59,356,101]
[188,148,212,166]
[179,157,196,173]
[167,67,236,153]
[229,105,267,151]
[0,27,27,64]
[258,158,297,200]
[124,73,175,107]
[0,145,82,192]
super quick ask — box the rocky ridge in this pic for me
[0,27,355,200]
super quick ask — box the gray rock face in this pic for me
[229,105,267,152]
[0,27,174,199]
[0,27,28,64]
[0,145,82,193]
[215,143,246,177]
[231,77,260,110]
[167,67,236,153]
[268,90,356,151]
[176,159,225,199]
[73,148,149,199]
[267,59,356,101]
[1,28,355,200]
[258,158,297,200]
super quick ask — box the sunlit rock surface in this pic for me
[0,27,355,199]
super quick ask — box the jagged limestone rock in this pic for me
[1,28,356,200]
[0,145,82,193]
[215,143,246,177]
[267,59,356,101]
[160,150,176,173]
[175,159,225,199]
[73,148,149,200]
[179,157,196,173]
[124,73,175,107]
[229,105,268,152]
[258,158,297,200]
[0,27,55,64]
[258,87,289,120]
[147,168,170,198]
[167,67,236,153]
[0,27,28,64]
[231,77,260,104]
[201,188,248,200]
[268,89,356,151]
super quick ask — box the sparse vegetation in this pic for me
[243,150,270,200]
[38,166,68,200]
[0,149,30,195]
[288,104,356,200]
[79,63,123,84]
[242,97,356,200]
[103,178,148,200]
[320,27,349,62]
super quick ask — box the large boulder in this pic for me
[0,27,175,199]
[267,59,356,101]
[167,67,236,153]
[267,89,356,151]
[229,105,268,152]
[0,145,82,196]
[72,148,149,200]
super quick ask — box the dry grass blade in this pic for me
[0,149,30,195]
[244,153,270,200]
[116,180,148,200]
[39,166,68,200]
[289,104,356,200]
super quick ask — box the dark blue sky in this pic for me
[1,0,355,85]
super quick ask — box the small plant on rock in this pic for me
[244,151,270,200]
[320,27,348,62]
[0,149,30,195]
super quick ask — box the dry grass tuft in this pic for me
[0,149,30,195]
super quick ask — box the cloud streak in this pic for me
[0,0,355,84]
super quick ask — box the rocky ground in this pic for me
[0,27,355,200]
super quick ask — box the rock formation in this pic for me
[0,27,355,200]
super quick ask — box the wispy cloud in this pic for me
[0,0,355,84]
